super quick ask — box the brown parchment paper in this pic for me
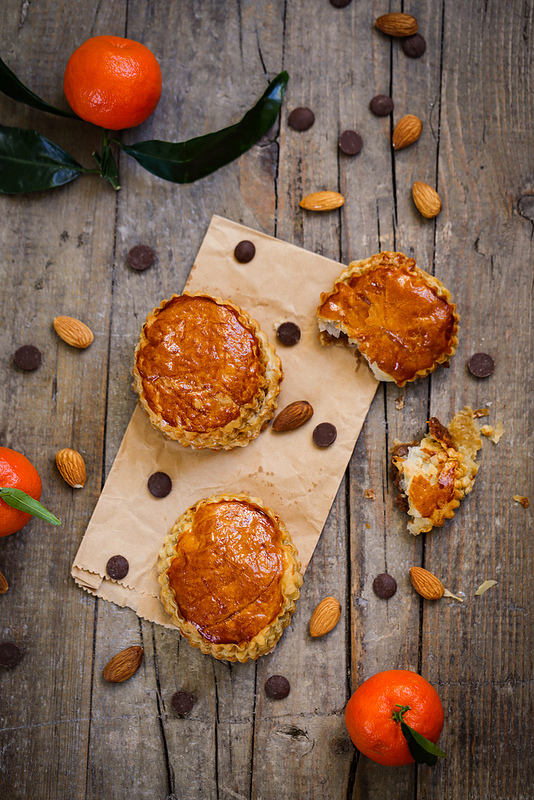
[72,215,378,628]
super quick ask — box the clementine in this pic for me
[345,669,444,766]
[63,35,162,130]
[0,446,42,536]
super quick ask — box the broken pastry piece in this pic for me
[317,251,459,386]
[392,406,482,535]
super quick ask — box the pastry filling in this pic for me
[135,295,266,432]
[318,257,456,384]
[167,500,286,644]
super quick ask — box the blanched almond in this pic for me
[55,448,86,489]
[53,316,94,349]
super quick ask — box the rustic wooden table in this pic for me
[1,2,532,799]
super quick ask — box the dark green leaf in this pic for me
[0,55,77,118]
[0,124,86,193]
[400,721,446,766]
[0,487,61,526]
[92,134,120,190]
[119,71,289,184]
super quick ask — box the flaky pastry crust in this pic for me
[392,406,482,535]
[317,251,459,387]
[133,293,283,450]
[157,493,303,663]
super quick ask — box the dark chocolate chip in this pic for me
[13,345,42,371]
[467,352,495,378]
[171,690,196,716]
[276,321,301,346]
[265,674,290,699]
[147,472,172,498]
[401,33,427,58]
[0,641,23,668]
[373,573,398,599]
[127,244,156,271]
[369,95,394,117]
[106,555,129,581]
[313,422,337,447]
[330,0,353,6]
[234,240,256,263]
[338,130,363,156]
[288,107,315,132]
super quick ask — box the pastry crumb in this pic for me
[364,489,375,500]
[395,396,405,410]
[475,579,498,596]
[473,408,490,418]
[513,495,530,509]
[481,420,504,443]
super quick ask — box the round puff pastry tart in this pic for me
[133,293,283,449]
[317,251,459,387]
[158,494,303,663]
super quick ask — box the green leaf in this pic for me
[92,131,120,190]
[0,55,77,118]
[0,124,86,193]
[0,487,61,526]
[119,71,289,184]
[400,721,446,766]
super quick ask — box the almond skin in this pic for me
[309,596,342,637]
[412,182,442,218]
[376,13,418,37]
[409,567,445,600]
[53,316,94,349]
[55,448,86,489]
[299,191,345,211]
[392,114,423,150]
[0,569,8,594]
[102,646,144,683]
[272,400,314,432]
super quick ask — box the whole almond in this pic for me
[309,596,342,637]
[299,191,345,211]
[409,567,445,600]
[412,182,442,218]
[375,13,418,37]
[272,400,314,432]
[0,569,8,594]
[55,448,86,488]
[392,114,423,150]
[53,316,94,349]
[102,645,144,683]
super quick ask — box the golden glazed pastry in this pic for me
[158,494,303,662]
[317,251,459,387]
[133,293,283,449]
[392,406,482,535]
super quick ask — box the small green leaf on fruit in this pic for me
[400,721,446,766]
[0,487,61,526]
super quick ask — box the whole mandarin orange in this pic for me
[344,669,444,766]
[0,446,43,536]
[63,35,162,130]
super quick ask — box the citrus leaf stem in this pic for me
[393,703,446,766]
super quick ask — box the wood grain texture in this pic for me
[0,1,532,799]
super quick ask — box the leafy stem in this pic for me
[393,703,446,766]
[91,129,120,190]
